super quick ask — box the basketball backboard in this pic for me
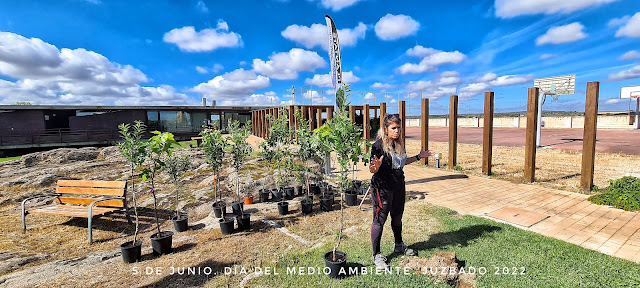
[534,74,575,96]
[621,85,640,99]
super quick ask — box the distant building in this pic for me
[0,105,262,150]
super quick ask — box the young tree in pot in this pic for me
[293,108,318,214]
[315,85,368,278]
[143,131,177,256]
[164,153,191,232]
[313,124,335,212]
[117,121,148,263]
[227,119,253,231]
[200,127,228,218]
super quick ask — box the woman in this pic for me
[369,113,432,270]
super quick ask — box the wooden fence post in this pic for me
[308,106,314,130]
[482,92,494,176]
[317,108,322,128]
[363,104,370,152]
[524,88,540,183]
[349,105,356,124]
[421,98,429,165]
[380,102,387,122]
[581,82,599,190]
[449,95,458,169]
[327,106,333,121]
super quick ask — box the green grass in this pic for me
[173,140,194,148]
[250,205,640,287]
[0,156,20,163]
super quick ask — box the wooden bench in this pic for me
[22,180,131,243]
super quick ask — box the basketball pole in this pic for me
[536,92,544,147]
[636,97,639,130]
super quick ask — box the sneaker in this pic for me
[373,253,389,270]
[394,242,417,256]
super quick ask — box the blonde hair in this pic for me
[376,113,405,155]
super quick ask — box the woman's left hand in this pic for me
[419,150,433,158]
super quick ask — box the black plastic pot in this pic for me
[284,187,295,200]
[150,231,173,256]
[259,189,270,203]
[120,240,142,263]
[212,201,227,218]
[301,201,313,214]
[172,214,189,232]
[311,184,320,195]
[295,185,303,196]
[278,201,289,215]
[272,189,283,202]
[219,217,235,235]
[236,213,251,231]
[324,250,347,278]
[345,192,358,206]
[231,201,244,215]
[320,197,332,212]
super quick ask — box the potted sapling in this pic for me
[258,134,278,202]
[117,121,148,263]
[164,153,191,232]
[294,108,318,214]
[313,126,335,212]
[266,108,293,215]
[227,119,253,232]
[315,84,368,278]
[200,127,228,218]
[143,131,177,256]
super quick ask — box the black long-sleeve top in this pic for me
[370,139,405,197]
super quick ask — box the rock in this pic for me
[22,174,68,188]
[97,146,123,161]
[399,252,477,288]
[21,148,100,168]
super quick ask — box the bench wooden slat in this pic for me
[29,205,119,217]
[56,187,125,196]
[55,197,124,207]
[57,180,126,189]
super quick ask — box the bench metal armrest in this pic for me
[22,193,61,232]
[88,197,123,244]
[88,197,124,210]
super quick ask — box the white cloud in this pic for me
[0,32,189,105]
[536,22,587,45]
[438,71,462,86]
[406,45,439,58]
[397,51,466,74]
[191,68,271,101]
[319,0,362,11]
[423,86,457,100]
[494,0,618,18]
[196,0,209,13]
[476,72,497,82]
[620,50,640,60]
[371,82,397,90]
[405,80,433,92]
[608,65,640,81]
[616,12,640,38]
[605,98,623,104]
[281,22,366,50]
[218,91,283,106]
[212,64,224,73]
[490,74,534,86]
[196,66,208,74]
[375,14,420,41]
[364,92,375,100]
[163,23,242,52]
[540,54,557,60]
[608,15,631,27]
[252,48,326,80]
[302,90,333,104]
[459,82,491,98]
[304,71,360,87]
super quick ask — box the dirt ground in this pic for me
[406,127,640,155]
[401,139,640,194]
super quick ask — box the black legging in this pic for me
[370,172,406,256]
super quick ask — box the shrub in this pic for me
[588,176,640,211]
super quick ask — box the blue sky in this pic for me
[1,0,640,115]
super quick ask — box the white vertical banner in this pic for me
[325,14,342,90]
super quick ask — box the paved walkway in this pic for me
[356,163,640,264]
